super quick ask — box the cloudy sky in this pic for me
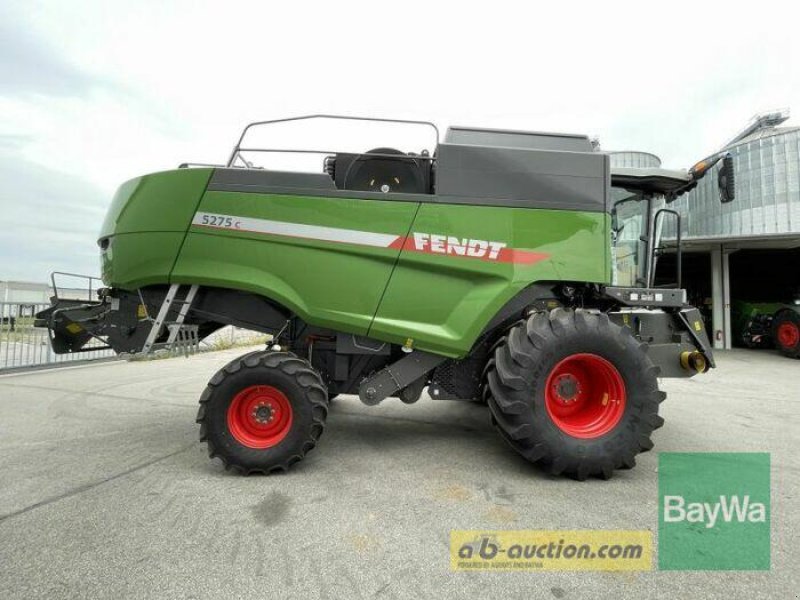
[1,1,798,282]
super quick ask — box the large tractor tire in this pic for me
[484,309,665,480]
[197,351,328,474]
[773,310,800,358]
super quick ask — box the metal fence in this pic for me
[0,301,271,372]
[0,301,115,371]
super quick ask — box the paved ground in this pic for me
[0,348,796,599]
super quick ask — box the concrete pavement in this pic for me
[0,348,796,599]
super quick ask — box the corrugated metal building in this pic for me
[669,109,800,243]
[609,151,662,169]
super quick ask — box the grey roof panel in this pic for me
[209,168,337,192]
[444,126,593,152]
[611,167,691,194]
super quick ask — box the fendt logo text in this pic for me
[411,232,506,260]
[663,495,767,529]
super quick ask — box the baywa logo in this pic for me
[658,453,770,570]
[663,494,767,529]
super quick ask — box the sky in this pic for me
[1,0,799,282]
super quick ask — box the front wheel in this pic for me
[484,309,665,480]
[197,351,328,474]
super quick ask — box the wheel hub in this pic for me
[227,385,293,449]
[552,373,580,402]
[544,353,627,439]
[253,404,274,424]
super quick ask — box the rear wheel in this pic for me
[484,309,665,480]
[197,351,328,474]
[773,310,800,358]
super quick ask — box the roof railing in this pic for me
[226,114,440,168]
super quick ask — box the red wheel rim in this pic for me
[544,353,627,439]
[227,385,293,449]
[777,322,799,349]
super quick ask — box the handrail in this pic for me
[226,114,440,168]
[234,148,435,161]
[650,209,682,289]
[50,271,104,302]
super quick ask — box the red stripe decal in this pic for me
[192,213,549,266]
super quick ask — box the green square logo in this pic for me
[658,452,770,570]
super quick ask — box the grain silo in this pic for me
[608,151,662,169]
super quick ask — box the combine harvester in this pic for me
[37,115,736,479]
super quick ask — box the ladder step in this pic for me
[139,284,199,356]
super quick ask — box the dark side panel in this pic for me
[435,143,609,212]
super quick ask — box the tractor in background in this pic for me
[733,297,800,358]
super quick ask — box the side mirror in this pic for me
[718,154,735,203]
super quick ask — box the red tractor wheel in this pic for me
[773,310,800,358]
[197,351,328,474]
[484,309,664,481]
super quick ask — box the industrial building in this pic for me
[0,280,89,313]
[0,281,52,305]
[611,109,800,349]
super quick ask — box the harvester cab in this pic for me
[36,115,734,479]
[610,150,735,290]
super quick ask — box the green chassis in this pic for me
[38,163,715,391]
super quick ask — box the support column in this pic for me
[722,250,732,349]
[710,245,732,350]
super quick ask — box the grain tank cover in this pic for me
[444,126,594,152]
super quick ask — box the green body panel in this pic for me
[100,168,213,237]
[370,203,608,355]
[102,232,186,289]
[171,192,418,335]
[101,169,612,358]
[99,168,213,288]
